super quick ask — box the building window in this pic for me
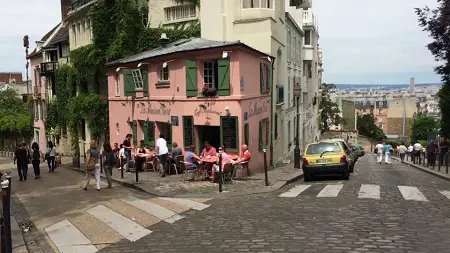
[159,66,170,82]
[244,123,249,145]
[221,117,239,152]
[203,60,218,90]
[261,0,272,8]
[243,0,272,8]
[260,63,271,94]
[287,31,291,60]
[131,69,144,89]
[259,118,269,150]
[165,4,196,22]
[277,86,284,104]
[305,30,311,45]
[72,24,77,46]
[115,72,120,95]
[288,76,291,107]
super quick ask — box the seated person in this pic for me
[135,140,148,171]
[214,146,232,171]
[200,141,217,159]
[170,142,183,162]
[185,145,201,169]
[232,144,252,169]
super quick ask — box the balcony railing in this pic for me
[71,0,95,11]
[40,62,57,77]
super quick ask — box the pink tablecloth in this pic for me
[200,157,217,163]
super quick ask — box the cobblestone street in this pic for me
[98,154,450,253]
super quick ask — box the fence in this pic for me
[394,150,449,174]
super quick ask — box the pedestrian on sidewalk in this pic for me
[46,141,57,173]
[14,143,29,181]
[102,143,116,189]
[375,141,384,164]
[156,133,169,177]
[82,141,101,191]
[413,141,422,164]
[122,134,133,172]
[426,140,437,167]
[31,142,41,179]
[398,142,407,163]
[384,142,392,164]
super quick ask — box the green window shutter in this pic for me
[183,116,194,148]
[218,58,230,96]
[185,60,198,97]
[260,63,264,94]
[132,120,138,146]
[142,69,149,96]
[143,121,149,146]
[265,119,269,145]
[259,120,263,150]
[266,64,271,93]
[123,70,135,96]
[167,124,172,150]
[147,121,155,148]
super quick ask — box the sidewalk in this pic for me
[61,156,303,198]
[391,155,450,182]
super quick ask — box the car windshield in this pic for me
[306,142,341,155]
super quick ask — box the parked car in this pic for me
[323,138,357,173]
[302,141,351,181]
[351,145,365,157]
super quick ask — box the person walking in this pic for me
[426,140,438,167]
[46,141,57,173]
[413,141,423,164]
[156,133,169,177]
[398,142,407,163]
[13,143,29,181]
[102,143,116,189]
[82,141,101,191]
[122,134,133,172]
[384,142,392,164]
[31,142,41,179]
[375,141,384,164]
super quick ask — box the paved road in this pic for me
[97,154,450,253]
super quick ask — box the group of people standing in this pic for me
[13,141,57,181]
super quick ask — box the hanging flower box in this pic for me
[201,85,217,97]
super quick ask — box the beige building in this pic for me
[386,98,417,137]
[148,0,200,28]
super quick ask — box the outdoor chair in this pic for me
[233,160,250,181]
[170,155,183,175]
[180,162,200,182]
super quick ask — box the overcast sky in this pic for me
[0,0,441,85]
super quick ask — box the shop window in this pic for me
[144,121,155,148]
[260,62,271,94]
[244,123,249,145]
[123,69,149,96]
[220,116,239,152]
[183,116,194,149]
[157,122,172,149]
[159,66,170,82]
[259,118,269,150]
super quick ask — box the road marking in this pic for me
[158,197,210,210]
[398,186,428,202]
[45,219,98,253]
[316,184,344,197]
[358,184,380,199]
[279,185,311,197]
[120,196,184,223]
[439,190,450,200]
[87,205,151,241]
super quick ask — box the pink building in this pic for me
[106,38,273,171]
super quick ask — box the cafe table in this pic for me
[200,156,217,180]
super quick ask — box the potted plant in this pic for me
[201,85,217,97]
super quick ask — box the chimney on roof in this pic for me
[159,33,170,47]
[61,0,71,20]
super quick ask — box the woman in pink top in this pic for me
[212,146,232,182]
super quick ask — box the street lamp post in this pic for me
[294,84,302,169]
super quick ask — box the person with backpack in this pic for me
[81,141,101,191]
[46,141,57,173]
[102,143,116,189]
[31,142,41,179]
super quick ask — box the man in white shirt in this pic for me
[156,133,169,177]
[413,142,422,164]
[398,142,407,163]
[375,141,385,164]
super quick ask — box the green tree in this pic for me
[319,83,344,133]
[357,114,386,141]
[416,3,450,137]
[0,89,33,137]
[412,115,438,141]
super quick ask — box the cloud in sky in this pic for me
[0,0,61,77]
[313,0,441,84]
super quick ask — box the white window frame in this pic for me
[243,0,272,9]
[131,69,144,90]
[159,66,170,82]
[115,72,120,96]
[203,61,216,88]
[165,4,196,22]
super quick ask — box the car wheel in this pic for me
[342,171,350,180]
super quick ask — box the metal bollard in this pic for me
[121,158,124,179]
[263,149,269,187]
[218,152,222,193]
[1,217,5,253]
[135,159,139,183]
[2,180,12,253]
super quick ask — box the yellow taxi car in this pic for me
[302,141,351,181]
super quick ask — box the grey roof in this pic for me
[106,37,271,66]
[47,26,69,45]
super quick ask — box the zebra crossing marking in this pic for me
[45,219,98,253]
[358,184,380,199]
[120,196,184,223]
[397,186,429,202]
[158,197,210,210]
[279,185,311,198]
[439,190,450,200]
[87,205,152,242]
[316,184,343,197]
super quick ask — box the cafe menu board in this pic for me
[221,117,238,150]
[183,116,194,149]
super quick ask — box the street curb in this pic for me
[392,156,450,182]
[63,164,303,198]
